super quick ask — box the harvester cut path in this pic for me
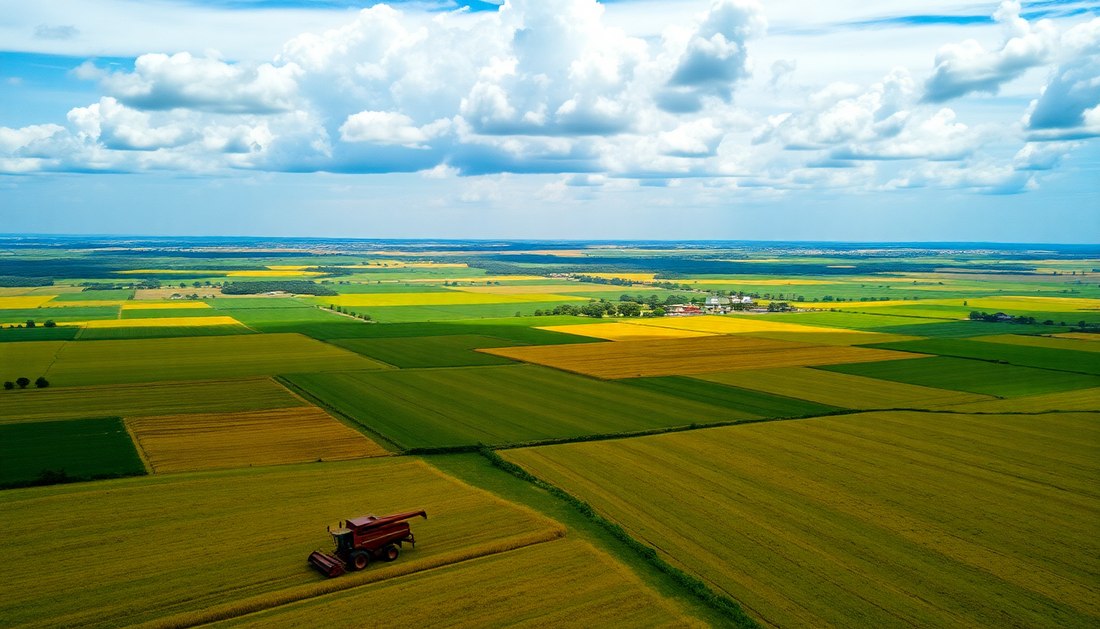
[308,510,427,578]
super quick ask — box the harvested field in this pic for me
[0,377,307,424]
[694,366,995,409]
[208,538,702,629]
[480,335,920,379]
[821,356,1100,397]
[943,387,1100,413]
[128,407,387,472]
[540,322,714,341]
[84,315,245,328]
[0,295,56,309]
[321,292,588,307]
[37,333,387,387]
[506,411,1100,629]
[976,333,1100,353]
[285,364,756,448]
[619,376,839,417]
[329,334,519,368]
[0,458,562,629]
[0,417,145,484]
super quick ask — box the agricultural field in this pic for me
[506,411,1100,629]
[943,387,1100,413]
[329,334,520,368]
[481,335,919,379]
[285,364,758,448]
[0,458,563,629]
[868,338,1100,375]
[76,323,255,340]
[128,407,388,472]
[975,333,1100,353]
[541,322,715,341]
[694,366,996,409]
[0,417,145,485]
[821,356,1100,397]
[619,376,840,417]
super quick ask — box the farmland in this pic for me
[505,411,1100,629]
[2,239,1099,629]
[128,407,388,473]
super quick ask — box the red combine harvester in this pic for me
[308,510,427,578]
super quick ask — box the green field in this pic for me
[619,375,840,417]
[329,334,520,368]
[365,302,592,323]
[0,326,80,342]
[864,320,1055,337]
[52,290,134,301]
[869,338,1100,375]
[257,319,607,345]
[506,411,1100,629]
[286,364,758,449]
[975,333,1100,353]
[119,307,228,319]
[76,324,256,340]
[0,377,308,424]
[0,306,120,322]
[0,417,146,485]
[0,458,560,629]
[819,356,1100,397]
[5,334,388,387]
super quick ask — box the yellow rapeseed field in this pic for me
[323,292,588,307]
[0,295,57,308]
[128,407,388,472]
[506,411,1100,629]
[120,301,213,310]
[538,323,715,341]
[583,272,657,282]
[206,538,703,629]
[225,270,323,277]
[0,458,562,629]
[480,335,919,379]
[625,314,859,335]
[694,366,994,409]
[83,315,244,328]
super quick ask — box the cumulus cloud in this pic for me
[1025,54,1100,139]
[339,111,449,147]
[100,53,303,113]
[886,160,1035,194]
[68,97,196,150]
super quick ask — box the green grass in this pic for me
[0,326,80,342]
[505,411,1100,629]
[818,356,1100,397]
[329,335,520,368]
[0,416,145,484]
[52,290,134,301]
[0,306,120,322]
[285,364,759,449]
[0,377,307,425]
[868,338,1100,376]
[4,334,388,387]
[619,376,841,417]
[76,324,256,340]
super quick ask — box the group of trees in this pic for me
[326,305,372,321]
[81,279,161,290]
[534,299,662,318]
[3,377,49,390]
[0,276,54,288]
[17,320,57,328]
[968,311,1040,324]
[222,281,338,296]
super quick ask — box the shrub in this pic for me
[35,377,50,388]
[44,320,57,328]
[3,381,13,390]
[16,377,31,389]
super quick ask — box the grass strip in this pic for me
[477,446,763,629]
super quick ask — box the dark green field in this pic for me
[285,364,758,448]
[819,356,1100,397]
[77,324,256,340]
[329,334,519,368]
[0,327,80,342]
[869,338,1100,375]
[865,320,1055,338]
[256,320,606,345]
[619,376,841,417]
[120,308,230,319]
[0,417,145,485]
[0,306,120,322]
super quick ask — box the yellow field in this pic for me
[208,538,702,629]
[1054,332,1100,342]
[694,367,994,409]
[625,315,855,335]
[975,333,1100,353]
[689,279,840,286]
[0,295,56,308]
[583,272,657,282]
[83,316,244,328]
[265,265,313,270]
[944,387,1100,413]
[225,270,323,277]
[506,411,1100,628]
[39,300,125,308]
[0,458,562,629]
[480,335,919,379]
[448,283,631,294]
[128,407,388,472]
[0,287,35,296]
[120,301,212,310]
[323,292,588,307]
[538,323,714,341]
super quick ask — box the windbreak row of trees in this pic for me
[221,281,338,296]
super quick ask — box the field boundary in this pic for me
[477,446,764,629]
[274,375,404,452]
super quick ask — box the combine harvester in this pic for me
[308,510,427,577]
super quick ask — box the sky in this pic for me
[0,0,1098,242]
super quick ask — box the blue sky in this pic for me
[1,0,1098,241]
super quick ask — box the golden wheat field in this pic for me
[480,335,920,379]
[506,411,1100,629]
[0,458,562,629]
[207,538,703,629]
[694,366,995,409]
[128,407,388,473]
[539,322,715,341]
[83,315,244,328]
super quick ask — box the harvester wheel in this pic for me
[381,544,400,562]
[349,550,370,571]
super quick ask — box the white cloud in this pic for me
[67,97,195,150]
[339,111,448,147]
[1023,21,1100,139]
[0,124,65,154]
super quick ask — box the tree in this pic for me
[25,320,35,328]
[3,381,13,390]
[16,377,31,389]
[617,301,641,317]
[44,320,56,328]
[35,377,49,388]
[651,307,666,317]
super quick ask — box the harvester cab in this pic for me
[308,510,427,578]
